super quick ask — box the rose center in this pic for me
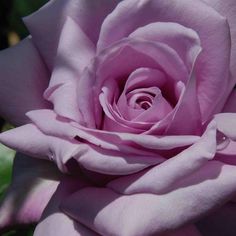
[127,89,157,110]
[137,99,152,110]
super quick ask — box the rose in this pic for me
[0,0,236,235]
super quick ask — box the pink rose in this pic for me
[0,0,236,235]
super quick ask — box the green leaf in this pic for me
[0,146,36,235]
[0,144,15,200]
[2,123,14,132]
[2,226,35,236]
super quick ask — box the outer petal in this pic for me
[0,153,60,233]
[62,161,236,236]
[23,0,121,69]
[0,120,163,176]
[108,121,216,194]
[44,17,95,121]
[34,177,98,236]
[98,0,231,121]
[0,37,50,126]
[73,143,163,175]
[1,109,199,176]
[203,0,236,81]
[0,124,81,173]
[26,109,202,175]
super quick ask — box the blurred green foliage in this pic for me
[0,144,15,201]
[3,227,35,236]
[0,1,48,235]
[10,0,49,38]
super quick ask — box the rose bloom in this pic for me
[0,0,236,235]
